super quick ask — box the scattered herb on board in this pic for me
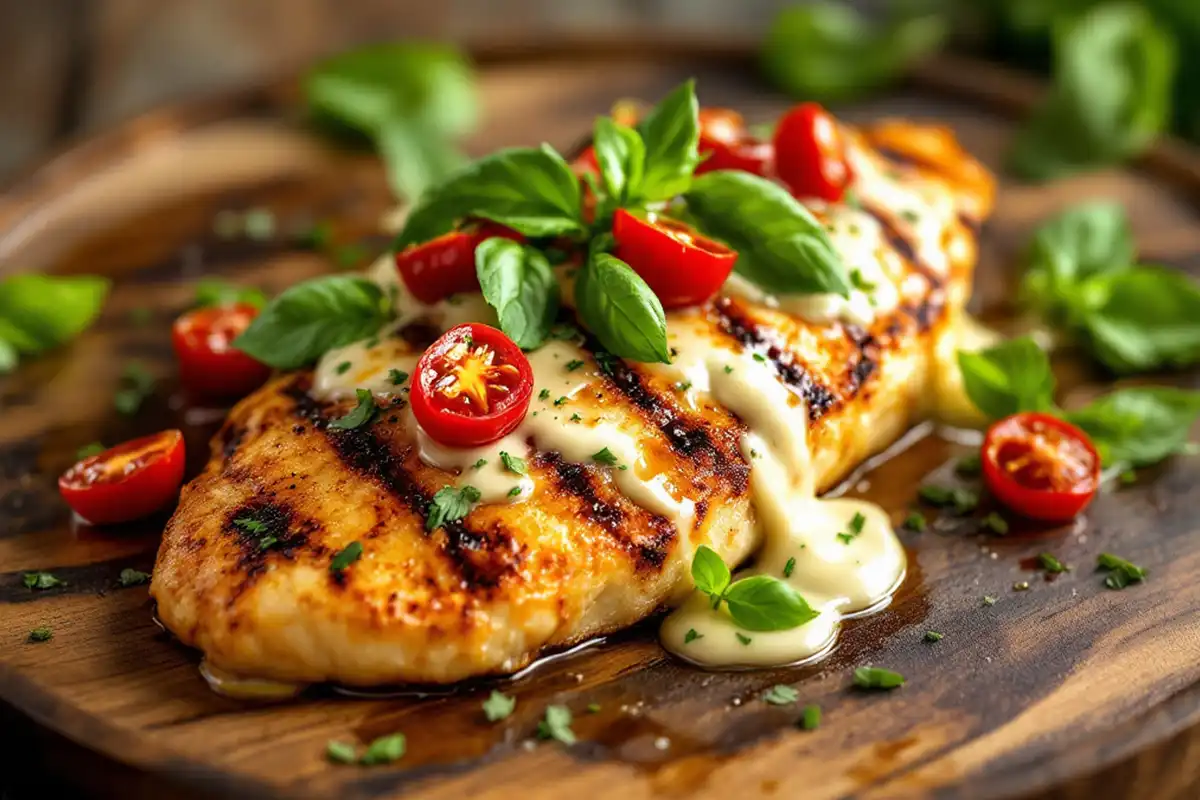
[980,512,1009,535]
[28,627,53,643]
[482,690,516,722]
[118,568,151,587]
[114,361,156,415]
[903,512,927,532]
[536,705,576,745]
[22,572,64,591]
[763,685,799,706]
[955,452,982,477]
[799,704,821,731]
[325,740,358,765]
[923,631,944,643]
[982,595,998,607]
[918,485,978,514]
[359,732,407,765]
[853,667,905,690]
[1097,552,1147,589]
[1038,553,1069,574]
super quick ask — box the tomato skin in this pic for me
[410,323,533,448]
[612,209,738,309]
[173,304,271,399]
[59,430,186,525]
[772,102,855,202]
[395,223,524,304]
[695,108,773,177]
[572,145,600,176]
[982,412,1101,522]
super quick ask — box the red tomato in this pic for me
[572,146,600,176]
[612,209,738,309]
[698,108,746,146]
[410,323,533,448]
[173,304,271,399]
[59,430,186,525]
[982,413,1101,522]
[696,138,773,177]
[773,102,855,202]
[395,223,524,304]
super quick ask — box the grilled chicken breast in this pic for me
[151,121,994,686]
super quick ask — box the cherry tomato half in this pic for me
[59,430,186,525]
[395,223,524,304]
[173,303,271,399]
[982,412,1101,522]
[612,209,738,309]
[773,102,855,202]
[410,323,533,448]
[695,108,773,177]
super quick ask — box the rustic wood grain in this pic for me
[2,53,1200,800]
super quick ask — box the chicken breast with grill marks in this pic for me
[150,120,994,687]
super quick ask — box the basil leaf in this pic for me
[724,575,820,632]
[1023,202,1134,322]
[593,116,645,205]
[636,80,701,201]
[956,337,1056,421]
[1073,267,1200,374]
[691,545,731,597]
[685,170,850,297]
[574,253,669,363]
[234,276,389,370]
[0,274,109,356]
[193,278,267,310]
[475,238,560,350]
[1067,387,1200,467]
[377,115,469,202]
[1008,5,1177,181]
[329,389,379,430]
[394,145,583,250]
[762,2,947,102]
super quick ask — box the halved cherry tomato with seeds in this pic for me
[982,412,1100,522]
[612,209,738,309]
[59,430,186,525]
[410,323,533,448]
[394,222,524,304]
[773,102,855,202]
[173,303,270,399]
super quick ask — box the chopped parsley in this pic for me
[762,685,799,705]
[955,452,982,477]
[234,517,267,534]
[683,628,702,644]
[565,359,585,372]
[783,557,796,578]
[591,447,620,466]
[980,512,1009,535]
[853,666,905,690]
[329,388,378,430]
[472,458,488,469]
[359,732,406,765]
[553,395,568,407]
[536,705,576,745]
[752,352,767,363]
[918,485,978,514]
[115,361,156,415]
[28,627,53,643]
[538,388,551,401]
[1038,553,1069,574]
[736,632,753,646]
[923,630,944,643]
[675,381,692,392]
[118,568,152,587]
[849,268,876,293]
[388,369,409,385]
[482,690,516,722]
[325,740,358,764]
[76,442,106,460]
[335,361,352,375]
[837,511,867,544]
[800,704,821,731]
[23,572,64,590]
[330,541,363,574]
[723,365,734,374]
[900,209,921,223]
[426,485,481,531]
[500,451,528,475]
[903,512,927,532]
[549,323,581,341]
[1097,553,1147,589]
[507,486,522,498]
[982,595,998,606]
[569,413,582,422]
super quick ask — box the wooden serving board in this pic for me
[3,50,1200,800]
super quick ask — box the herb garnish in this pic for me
[918,485,978,514]
[853,667,905,690]
[359,732,407,765]
[837,511,867,544]
[955,452,982,477]
[565,359,585,372]
[800,704,821,731]
[500,451,528,475]
[536,705,576,745]
[0,274,109,375]
[923,631,944,643]
[736,633,753,646]
[591,447,620,467]
[980,512,1009,535]
[330,542,364,574]
[783,557,796,578]
[482,690,516,722]
[538,388,551,401]
[1038,553,1069,574]
[22,572,64,590]
[336,361,352,375]
[763,685,799,706]
[472,458,487,469]
[1097,552,1147,589]
[982,595,998,606]
[118,568,151,587]
[426,485,481,531]
[326,740,358,764]
[683,628,702,644]
[329,389,379,430]
[28,627,53,643]
[388,369,409,385]
[903,512,927,532]
[690,545,819,631]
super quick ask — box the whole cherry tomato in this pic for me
[695,108,773,177]
[410,323,533,448]
[59,430,186,525]
[173,303,270,399]
[395,223,524,304]
[982,412,1101,522]
[612,209,738,309]
[773,102,855,202]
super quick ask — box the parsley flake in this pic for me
[329,388,378,430]
[326,740,357,764]
[903,512,927,532]
[955,452,982,477]
[837,511,867,544]
[587,703,601,714]
[591,447,620,466]
[234,517,267,535]
[982,595,999,606]
[683,628,702,644]
[736,632,753,646]
[359,732,406,765]
[482,690,516,722]
[426,485,481,531]
[850,268,876,293]
[853,666,905,690]
[23,572,64,591]
[752,353,767,363]
[538,388,551,401]
[536,705,576,745]
[554,395,568,407]
[335,360,352,375]
[500,451,528,475]
[918,485,978,514]
[1038,553,1069,574]
[388,369,409,385]
[800,704,821,731]
[507,486,522,498]
[783,557,796,578]
[980,512,1009,535]
[565,359,585,372]
[923,630,944,643]
[118,568,151,587]
[763,685,799,705]
[1097,552,1147,589]
[570,413,582,422]
[330,541,363,573]
[115,361,156,415]
[28,626,53,643]
[723,365,734,374]
[472,458,488,469]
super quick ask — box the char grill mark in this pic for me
[283,378,516,591]
[543,454,674,573]
[222,500,322,605]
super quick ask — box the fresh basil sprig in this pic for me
[234,276,391,369]
[634,79,701,202]
[0,274,109,375]
[685,170,850,297]
[1008,4,1177,181]
[475,238,560,350]
[690,545,820,632]
[394,145,584,250]
[957,336,1200,469]
[592,115,646,209]
[574,252,670,364]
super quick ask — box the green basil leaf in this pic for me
[0,339,17,374]
[691,545,731,597]
[193,278,267,310]
[593,116,645,205]
[1025,201,1134,287]
[574,253,669,364]
[1067,387,1200,467]
[329,389,379,430]
[762,2,947,102]
[377,115,470,202]
[475,238,560,350]
[394,145,583,249]
[1008,5,1177,181]
[0,274,109,355]
[956,337,1057,421]
[685,170,850,297]
[234,276,389,369]
[723,575,820,632]
[635,80,701,201]
[1073,267,1200,374]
